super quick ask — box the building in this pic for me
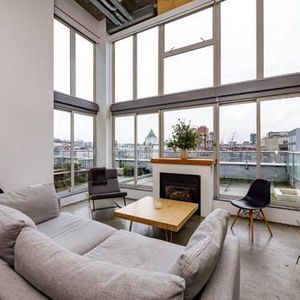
[288,128,300,151]
[260,131,289,151]
[250,133,256,145]
[144,129,158,145]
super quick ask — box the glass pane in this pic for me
[137,113,159,187]
[114,37,133,102]
[260,97,300,208]
[164,8,213,51]
[54,19,70,94]
[164,106,214,158]
[75,34,94,101]
[74,114,94,189]
[264,0,300,77]
[221,0,256,84]
[137,27,158,98]
[54,110,71,192]
[164,46,213,94]
[219,103,256,198]
[114,116,135,185]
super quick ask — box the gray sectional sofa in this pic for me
[0,184,240,300]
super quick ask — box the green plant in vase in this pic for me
[167,120,199,159]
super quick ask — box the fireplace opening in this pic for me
[160,173,201,215]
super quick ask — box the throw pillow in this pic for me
[0,184,59,224]
[169,208,230,300]
[0,204,36,266]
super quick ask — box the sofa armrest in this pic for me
[200,235,240,300]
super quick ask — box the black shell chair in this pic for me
[88,168,127,219]
[230,179,273,242]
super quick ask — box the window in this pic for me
[221,0,256,84]
[164,8,213,51]
[54,19,70,94]
[114,37,133,102]
[137,113,159,187]
[164,46,213,94]
[54,110,71,192]
[114,115,135,185]
[75,34,94,101]
[74,113,94,188]
[260,97,300,208]
[54,109,95,194]
[137,27,158,98]
[219,102,257,197]
[164,106,214,158]
[264,0,300,77]
[54,18,95,101]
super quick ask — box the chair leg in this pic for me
[123,196,127,206]
[249,210,254,242]
[260,209,273,237]
[297,256,300,265]
[231,208,241,230]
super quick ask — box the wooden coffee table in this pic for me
[113,196,198,242]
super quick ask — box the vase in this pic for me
[180,149,188,160]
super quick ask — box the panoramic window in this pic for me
[164,46,213,94]
[260,97,300,208]
[164,8,213,51]
[219,102,256,198]
[54,19,70,94]
[114,37,133,102]
[75,34,94,101]
[54,110,71,192]
[221,0,256,84]
[137,113,159,187]
[74,113,94,188]
[54,110,95,193]
[164,106,214,158]
[114,115,135,185]
[264,0,300,77]
[137,27,158,99]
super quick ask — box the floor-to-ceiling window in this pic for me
[54,18,96,194]
[110,1,300,209]
[260,96,300,208]
[164,106,214,158]
[219,102,257,197]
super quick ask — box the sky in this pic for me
[54,0,300,145]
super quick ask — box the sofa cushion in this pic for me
[0,184,59,224]
[37,212,116,254]
[85,229,184,272]
[169,208,230,300]
[0,204,36,266]
[0,258,48,300]
[15,228,185,300]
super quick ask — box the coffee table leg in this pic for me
[164,230,169,242]
[129,221,133,232]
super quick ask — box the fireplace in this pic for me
[160,172,201,215]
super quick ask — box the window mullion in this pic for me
[70,111,75,192]
[256,99,261,178]
[213,1,221,86]
[134,113,138,186]
[133,35,137,100]
[70,30,76,96]
[158,25,164,95]
[257,0,264,79]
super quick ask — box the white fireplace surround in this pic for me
[152,159,215,217]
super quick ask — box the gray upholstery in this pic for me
[88,168,123,195]
[86,229,185,272]
[201,235,240,300]
[37,212,116,254]
[169,209,230,300]
[0,258,48,300]
[15,228,186,300]
[0,204,36,266]
[0,184,59,224]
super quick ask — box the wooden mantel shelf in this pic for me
[151,158,216,166]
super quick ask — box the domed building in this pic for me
[144,129,158,145]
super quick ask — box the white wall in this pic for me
[0,0,54,192]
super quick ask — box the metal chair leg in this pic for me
[249,210,254,242]
[260,209,273,237]
[297,256,300,265]
[231,208,241,230]
[123,196,127,206]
